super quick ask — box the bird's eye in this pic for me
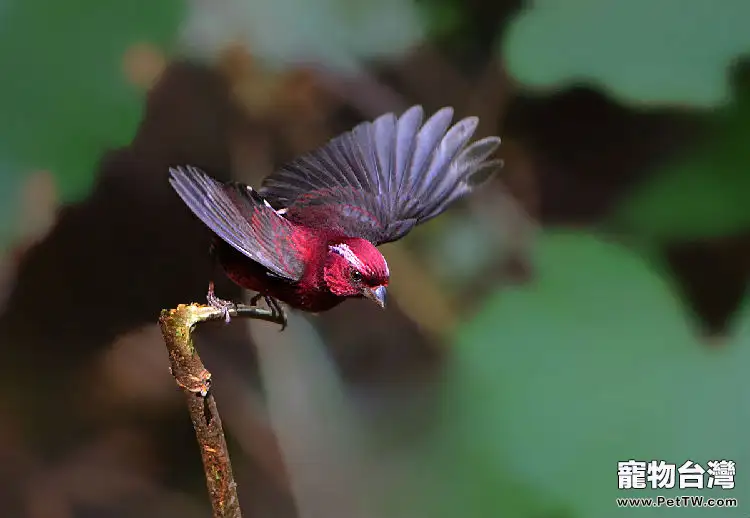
[351,270,363,282]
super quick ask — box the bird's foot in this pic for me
[207,281,236,323]
[249,293,286,330]
[264,296,288,331]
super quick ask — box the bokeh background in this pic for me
[1,0,748,516]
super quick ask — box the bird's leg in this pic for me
[207,242,284,329]
[206,241,237,323]
[207,281,236,324]
[264,296,288,331]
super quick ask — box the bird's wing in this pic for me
[169,166,307,281]
[259,105,502,245]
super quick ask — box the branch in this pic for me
[158,303,280,518]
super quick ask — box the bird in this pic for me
[169,105,502,329]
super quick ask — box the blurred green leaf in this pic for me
[611,91,750,239]
[0,160,23,248]
[428,230,748,518]
[0,0,184,202]
[414,0,465,39]
[502,0,750,107]
[179,0,424,73]
[382,440,566,518]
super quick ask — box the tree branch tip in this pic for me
[159,303,227,331]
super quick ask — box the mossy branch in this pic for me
[158,303,281,518]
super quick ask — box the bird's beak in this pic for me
[364,285,387,308]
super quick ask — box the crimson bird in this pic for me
[169,105,502,328]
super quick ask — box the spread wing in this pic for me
[259,105,502,245]
[169,166,306,281]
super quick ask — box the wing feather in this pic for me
[392,105,423,207]
[372,113,396,195]
[169,166,306,281]
[352,123,380,192]
[260,105,502,245]
[412,115,478,204]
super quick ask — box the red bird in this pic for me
[169,105,502,328]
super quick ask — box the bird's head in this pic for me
[323,238,389,307]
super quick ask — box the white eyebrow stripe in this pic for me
[329,243,365,271]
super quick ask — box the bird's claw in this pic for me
[207,282,236,324]
[276,310,288,332]
[208,285,286,329]
[264,295,287,331]
[210,298,235,324]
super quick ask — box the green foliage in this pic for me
[502,1,750,241]
[180,0,424,72]
[414,0,466,39]
[502,0,750,107]
[407,230,747,517]
[0,0,184,202]
[609,88,750,239]
[0,161,23,247]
